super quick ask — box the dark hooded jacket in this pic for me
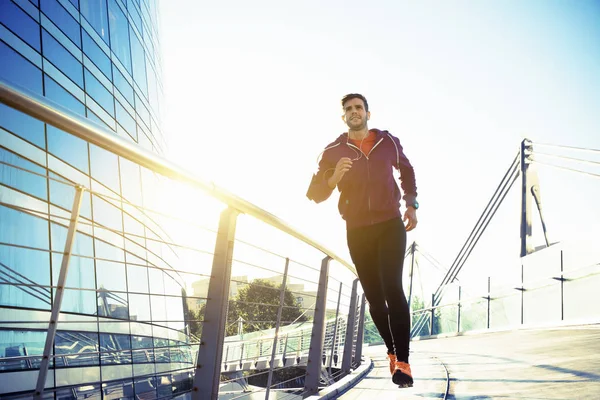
[306,129,417,229]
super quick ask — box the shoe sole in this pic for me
[392,371,414,387]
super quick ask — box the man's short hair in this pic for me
[341,93,369,112]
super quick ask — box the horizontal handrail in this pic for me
[0,80,355,274]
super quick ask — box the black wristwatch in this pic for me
[408,200,419,210]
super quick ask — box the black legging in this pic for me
[346,217,410,362]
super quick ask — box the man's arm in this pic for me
[306,154,336,203]
[307,153,353,203]
[393,137,418,207]
[393,136,419,231]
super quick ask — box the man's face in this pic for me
[342,98,370,130]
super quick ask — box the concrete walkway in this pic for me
[340,324,600,399]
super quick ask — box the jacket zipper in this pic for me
[347,137,384,225]
[367,159,372,224]
[366,139,383,225]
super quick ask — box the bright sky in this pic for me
[158,1,600,299]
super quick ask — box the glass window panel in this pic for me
[80,0,109,44]
[127,0,142,34]
[84,68,114,116]
[152,337,168,363]
[0,205,49,249]
[148,267,163,294]
[164,273,182,296]
[55,330,99,367]
[0,104,45,149]
[0,147,47,200]
[165,296,184,323]
[89,144,120,193]
[69,0,79,8]
[49,172,93,219]
[146,62,159,117]
[131,335,152,349]
[0,41,43,95]
[82,30,111,79]
[171,370,193,395]
[103,378,134,399]
[59,288,97,315]
[47,125,89,173]
[112,63,134,106]
[42,29,83,88]
[50,222,94,256]
[123,211,144,237]
[40,0,81,47]
[98,290,129,319]
[135,93,150,130]
[56,384,101,399]
[108,0,131,73]
[0,0,41,51]
[86,106,112,130]
[119,157,142,205]
[92,195,123,232]
[127,265,149,293]
[150,295,166,324]
[0,245,51,310]
[156,373,172,397]
[128,27,146,95]
[115,100,137,142]
[96,259,127,291]
[94,237,125,262]
[52,254,95,289]
[44,75,85,116]
[128,293,150,321]
[0,330,46,372]
[134,376,157,399]
[132,349,153,366]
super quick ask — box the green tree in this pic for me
[410,295,442,336]
[227,279,307,336]
[195,279,307,337]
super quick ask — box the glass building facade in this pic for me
[0,0,200,398]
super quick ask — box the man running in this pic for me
[306,93,418,387]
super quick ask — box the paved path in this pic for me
[340,324,600,399]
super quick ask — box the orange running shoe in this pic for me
[392,361,413,387]
[386,353,397,375]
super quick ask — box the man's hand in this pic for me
[328,157,353,189]
[404,207,418,231]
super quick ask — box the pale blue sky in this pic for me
[158,1,600,297]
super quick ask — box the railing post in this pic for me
[303,256,331,397]
[193,206,239,400]
[560,250,564,321]
[407,242,416,312]
[430,294,435,336]
[520,263,524,325]
[265,258,290,399]
[282,334,289,365]
[327,282,343,374]
[354,293,366,366]
[341,279,359,374]
[239,343,244,369]
[34,186,85,399]
[520,138,534,257]
[487,277,491,329]
[457,286,462,333]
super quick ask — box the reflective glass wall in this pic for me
[0,0,187,397]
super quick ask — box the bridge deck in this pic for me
[340,324,600,399]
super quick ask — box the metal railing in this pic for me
[0,80,365,400]
[410,244,600,338]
